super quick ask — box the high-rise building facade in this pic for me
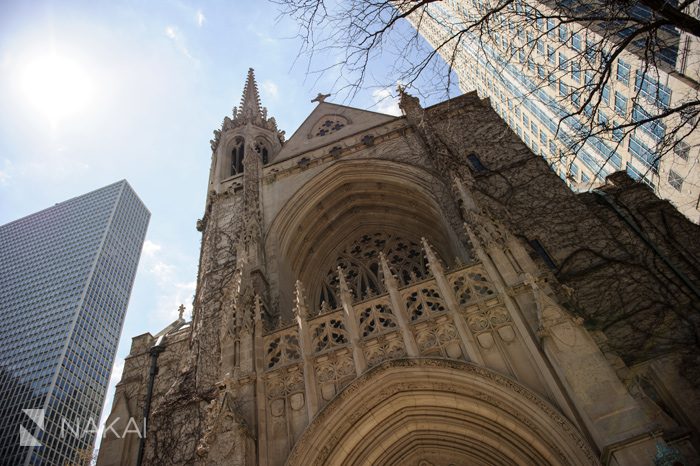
[0,180,150,465]
[404,0,700,223]
[97,71,700,466]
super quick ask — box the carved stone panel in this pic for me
[412,315,463,360]
[265,328,301,370]
[363,332,406,368]
[314,348,355,404]
[357,299,398,339]
[403,286,448,322]
[309,313,349,354]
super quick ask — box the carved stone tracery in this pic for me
[404,287,447,322]
[310,115,349,138]
[265,330,301,369]
[318,232,429,311]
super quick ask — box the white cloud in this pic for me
[138,238,196,320]
[164,25,196,62]
[142,239,162,257]
[165,26,177,40]
[195,10,206,27]
[0,159,13,184]
[262,80,279,99]
[150,261,176,285]
[250,26,277,45]
[157,280,196,320]
[372,87,401,116]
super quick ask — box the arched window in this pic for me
[317,232,429,312]
[231,137,245,176]
[254,139,269,164]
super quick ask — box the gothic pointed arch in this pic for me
[286,359,599,466]
[253,136,271,165]
[230,136,245,176]
[266,159,469,316]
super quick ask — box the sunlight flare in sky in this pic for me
[19,53,94,121]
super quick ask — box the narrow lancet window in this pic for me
[254,139,270,164]
[231,137,245,176]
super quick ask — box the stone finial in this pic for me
[521,272,539,289]
[397,85,423,119]
[311,92,331,103]
[524,272,572,333]
[337,266,353,301]
[421,237,444,276]
[378,252,398,289]
[178,304,186,320]
[463,222,480,250]
[293,280,311,320]
[453,176,479,213]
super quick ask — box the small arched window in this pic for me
[231,137,245,176]
[254,139,269,164]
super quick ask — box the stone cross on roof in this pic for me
[178,304,186,320]
[311,92,331,104]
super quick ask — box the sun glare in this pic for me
[20,54,94,122]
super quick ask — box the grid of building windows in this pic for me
[406,0,700,222]
[0,180,149,465]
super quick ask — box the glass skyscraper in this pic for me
[0,180,150,465]
[405,0,700,223]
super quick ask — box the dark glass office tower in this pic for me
[0,180,150,465]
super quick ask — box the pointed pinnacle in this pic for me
[239,68,262,119]
[294,280,310,319]
[453,176,478,213]
[378,252,398,288]
[421,237,444,275]
[337,267,352,300]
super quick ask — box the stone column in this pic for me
[378,253,420,357]
[337,267,367,376]
[293,280,319,421]
[420,238,484,365]
[253,295,268,466]
[526,277,658,464]
[464,223,581,426]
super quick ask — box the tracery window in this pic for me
[254,139,269,164]
[318,232,429,312]
[312,115,349,137]
[231,137,245,176]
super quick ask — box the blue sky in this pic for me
[0,0,456,448]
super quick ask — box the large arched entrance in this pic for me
[286,359,599,466]
[266,159,467,317]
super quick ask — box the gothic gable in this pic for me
[275,102,397,161]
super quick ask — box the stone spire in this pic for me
[210,68,286,152]
[236,68,263,121]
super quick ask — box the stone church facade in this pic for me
[97,70,700,465]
